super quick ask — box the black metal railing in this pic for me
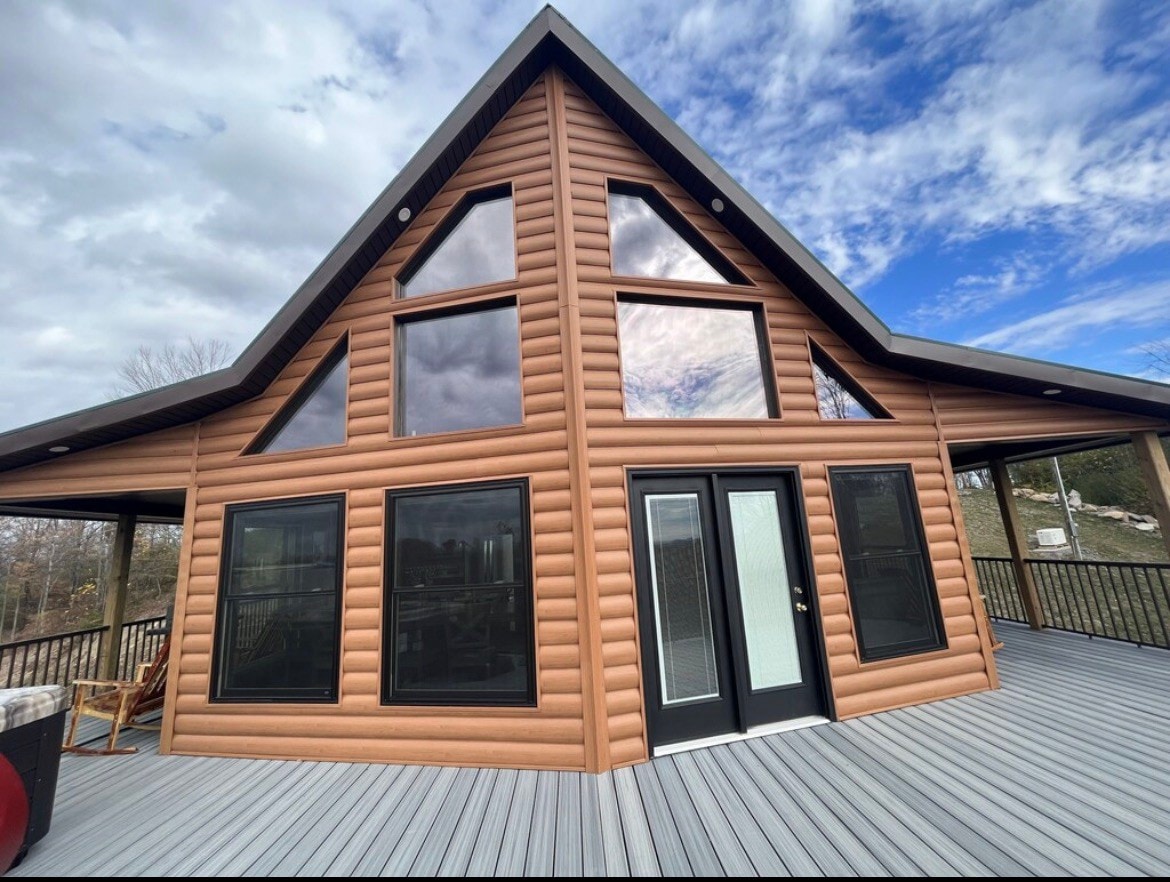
[974,556,1170,649]
[0,615,168,688]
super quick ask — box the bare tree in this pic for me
[1142,341,1170,380]
[111,337,232,397]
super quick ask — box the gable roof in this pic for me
[1,6,1167,474]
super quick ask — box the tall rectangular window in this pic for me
[829,466,947,662]
[396,301,522,437]
[384,479,535,705]
[213,496,343,701]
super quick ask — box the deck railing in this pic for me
[974,556,1170,649]
[0,615,168,688]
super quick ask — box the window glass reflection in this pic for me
[830,468,946,661]
[812,354,882,420]
[617,300,772,419]
[386,481,534,705]
[609,193,729,284]
[257,351,348,454]
[398,304,522,436]
[401,196,516,298]
[216,498,342,700]
[393,486,525,589]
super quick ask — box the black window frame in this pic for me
[607,180,752,286]
[211,493,345,703]
[382,478,537,707]
[616,293,780,420]
[393,296,523,438]
[245,334,350,456]
[829,465,948,662]
[395,183,516,299]
[809,340,892,421]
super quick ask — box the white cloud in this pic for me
[964,280,1170,353]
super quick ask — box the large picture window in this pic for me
[213,496,343,701]
[617,297,776,419]
[384,480,535,706]
[396,301,523,437]
[829,466,947,662]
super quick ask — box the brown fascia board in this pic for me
[1,5,1167,475]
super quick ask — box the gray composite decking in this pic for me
[14,623,1170,877]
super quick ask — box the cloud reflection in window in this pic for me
[399,304,522,436]
[609,193,729,284]
[401,196,516,298]
[256,349,348,454]
[617,301,771,419]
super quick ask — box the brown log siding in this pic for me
[164,74,589,769]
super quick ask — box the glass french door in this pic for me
[631,472,825,748]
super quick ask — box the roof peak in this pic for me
[0,7,1165,471]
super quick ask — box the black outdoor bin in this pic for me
[0,686,68,870]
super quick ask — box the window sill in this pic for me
[854,642,952,669]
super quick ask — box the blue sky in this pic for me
[0,0,1168,431]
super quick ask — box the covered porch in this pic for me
[0,489,184,688]
[13,623,1170,876]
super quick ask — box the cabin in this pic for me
[1,8,1168,775]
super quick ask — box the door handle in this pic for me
[795,602,808,613]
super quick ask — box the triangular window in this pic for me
[248,338,348,454]
[608,182,749,285]
[811,342,890,420]
[399,186,516,298]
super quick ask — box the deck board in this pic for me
[13,624,1170,877]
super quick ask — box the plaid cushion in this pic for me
[0,685,69,733]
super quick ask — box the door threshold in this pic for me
[653,715,829,758]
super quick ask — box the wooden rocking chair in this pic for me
[62,636,171,755]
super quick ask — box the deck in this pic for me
[13,623,1170,877]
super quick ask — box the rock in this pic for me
[1098,510,1127,521]
[1067,490,1082,507]
[1080,503,1098,513]
[1018,488,1036,498]
[1134,523,1157,532]
[1141,514,1159,525]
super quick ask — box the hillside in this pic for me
[958,488,1169,563]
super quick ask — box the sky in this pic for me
[1,0,1168,432]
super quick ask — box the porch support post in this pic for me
[1131,431,1170,561]
[101,513,137,679]
[990,459,1044,630]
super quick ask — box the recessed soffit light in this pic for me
[1042,389,1062,395]
[48,445,70,453]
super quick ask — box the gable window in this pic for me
[829,466,946,662]
[383,479,535,706]
[396,301,522,436]
[247,337,349,455]
[212,495,344,701]
[617,297,776,419]
[608,181,749,285]
[398,186,516,298]
[811,342,890,420]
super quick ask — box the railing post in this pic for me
[101,513,137,679]
[1131,431,1170,562]
[990,459,1045,630]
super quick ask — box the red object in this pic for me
[0,754,28,874]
